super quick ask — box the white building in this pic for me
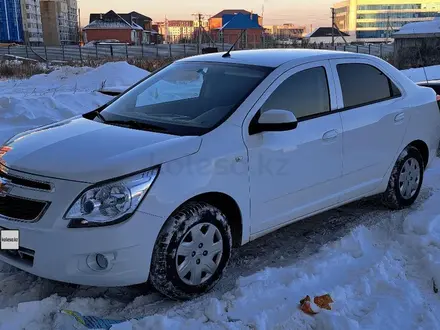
[21,0,44,44]
[334,0,440,42]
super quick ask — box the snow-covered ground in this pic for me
[1,62,440,330]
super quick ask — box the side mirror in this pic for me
[249,109,298,135]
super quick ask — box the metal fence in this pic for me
[0,42,395,63]
[0,44,202,62]
[335,44,394,58]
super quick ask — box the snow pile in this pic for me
[1,61,149,94]
[402,65,440,83]
[0,62,149,144]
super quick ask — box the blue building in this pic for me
[0,0,24,43]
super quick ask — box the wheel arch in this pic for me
[169,192,244,248]
[407,140,429,169]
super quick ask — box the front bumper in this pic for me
[0,167,165,287]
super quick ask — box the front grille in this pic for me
[0,170,52,191]
[0,195,48,222]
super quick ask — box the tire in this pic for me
[149,201,232,300]
[382,146,424,210]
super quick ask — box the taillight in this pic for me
[437,95,440,111]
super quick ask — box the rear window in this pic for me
[337,63,401,109]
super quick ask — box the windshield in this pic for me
[98,61,272,135]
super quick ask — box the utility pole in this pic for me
[198,13,202,51]
[331,7,348,46]
[192,13,204,54]
[331,7,335,46]
[78,8,82,45]
[385,15,392,43]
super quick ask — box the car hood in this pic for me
[1,116,202,183]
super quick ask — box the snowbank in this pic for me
[0,62,149,144]
[1,61,149,94]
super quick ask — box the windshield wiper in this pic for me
[104,120,168,132]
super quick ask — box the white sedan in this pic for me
[0,49,439,300]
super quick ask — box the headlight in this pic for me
[64,167,159,228]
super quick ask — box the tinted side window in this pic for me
[261,67,331,120]
[337,63,401,109]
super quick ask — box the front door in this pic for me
[243,61,344,235]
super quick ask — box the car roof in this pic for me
[178,49,369,68]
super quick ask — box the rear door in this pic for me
[330,58,410,200]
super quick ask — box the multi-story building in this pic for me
[157,20,195,43]
[264,24,306,39]
[40,0,78,45]
[66,0,78,43]
[0,0,25,43]
[21,0,44,44]
[334,0,440,42]
[193,16,209,29]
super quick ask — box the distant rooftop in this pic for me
[305,27,350,38]
[394,17,440,36]
[211,9,256,18]
[90,11,152,24]
[85,10,144,30]
[219,12,262,30]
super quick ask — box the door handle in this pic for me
[322,129,338,141]
[394,112,405,123]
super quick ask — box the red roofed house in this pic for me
[83,10,151,45]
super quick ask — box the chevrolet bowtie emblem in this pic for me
[0,177,12,197]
